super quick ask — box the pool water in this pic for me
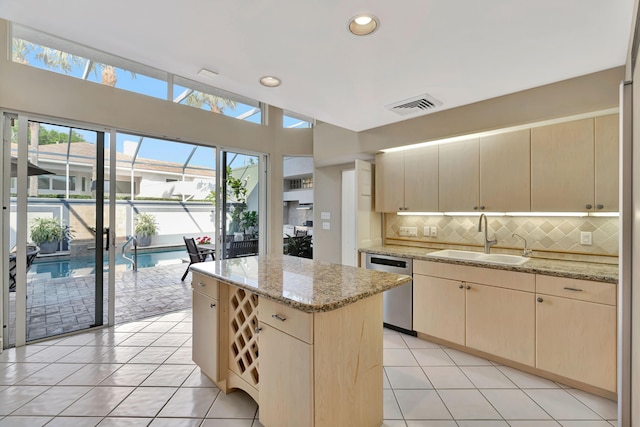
[29,249,188,279]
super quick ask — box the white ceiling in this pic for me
[0,0,634,132]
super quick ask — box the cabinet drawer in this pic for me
[415,260,535,292]
[191,272,219,300]
[536,275,616,306]
[259,298,313,344]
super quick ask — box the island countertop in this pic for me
[189,254,411,313]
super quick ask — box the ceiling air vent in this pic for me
[385,94,443,116]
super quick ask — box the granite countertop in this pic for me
[190,254,411,313]
[360,245,618,284]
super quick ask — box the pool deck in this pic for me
[8,261,193,345]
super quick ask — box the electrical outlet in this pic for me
[399,226,417,237]
[430,226,438,237]
[423,226,430,237]
[322,222,330,230]
[580,231,592,246]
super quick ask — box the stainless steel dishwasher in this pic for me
[365,253,415,336]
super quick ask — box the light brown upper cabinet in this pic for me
[531,118,595,211]
[375,145,438,212]
[438,139,479,212]
[531,115,619,212]
[479,129,531,212]
[594,114,619,212]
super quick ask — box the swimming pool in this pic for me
[29,249,188,279]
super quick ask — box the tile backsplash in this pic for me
[385,214,618,258]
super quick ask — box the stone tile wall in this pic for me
[385,214,619,257]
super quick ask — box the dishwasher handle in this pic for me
[368,257,408,269]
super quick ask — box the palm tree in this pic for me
[12,38,33,64]
[34,47,84,73]
[185,91,236,114]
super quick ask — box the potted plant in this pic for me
[134,212,158,247]
[30,217,70,254]
[240,210,258,238]
[284,234,313,259]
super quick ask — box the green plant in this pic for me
[240,211,258,236]
[226,166,251,234]
[284,234,313,259]
[134,212,158,237]
[30,217,70,245]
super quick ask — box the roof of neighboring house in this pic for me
[11,142,216,178]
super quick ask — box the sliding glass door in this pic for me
[221,151,262,259]
[2,114,112,347]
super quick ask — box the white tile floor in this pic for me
[0,309,618,426]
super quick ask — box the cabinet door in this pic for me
[466,283,535,366]
[259,323,313,427]
[536,294,616,392]
[404,145,439,212]
[439,139,479,212]
[531,119,594,211]
[413,274,465,345]
[375,151,405,212]
[192,290,218,382]
[595,114,619,212]
[480,129,531,212]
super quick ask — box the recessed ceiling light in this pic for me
[349,14,379,36]
[197,68,219,79]
[260,76,281,87]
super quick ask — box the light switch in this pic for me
[430,226,438,237]
[322,222,330,230]
[580,231,592,246]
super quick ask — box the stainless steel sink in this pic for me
[426,250,530,266]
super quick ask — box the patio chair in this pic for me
[228,239,259,259]
[181,237,216,282]
[8,245,40,292]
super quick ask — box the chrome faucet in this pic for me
[512,233,533,257]
[478,213,498,254]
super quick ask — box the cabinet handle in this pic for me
[585,204,593,210]
[198,282,206,287]
[272,314,287,322]
[458,284,463,289]
[597,204,604,210]
[466,284,471,290]
[537,297,543,303]
[480,206,485,211]
[563,287,583,292]
[473,206,478,210]
[210,303,216,308]
[255,326,262,334]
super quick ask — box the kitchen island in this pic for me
[190,254,411,427]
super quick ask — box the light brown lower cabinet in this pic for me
[466,283,535,366]
[412,260,616,395]
[536,293,617,392]
[259,323,313,427]
[192,289,219,383]
[413,274,465,346]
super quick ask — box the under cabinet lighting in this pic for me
[589,212,619,217]
[444,212,505,217]
[394,211,606,217]
[506,212,589,217]
[397,212,443,216]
